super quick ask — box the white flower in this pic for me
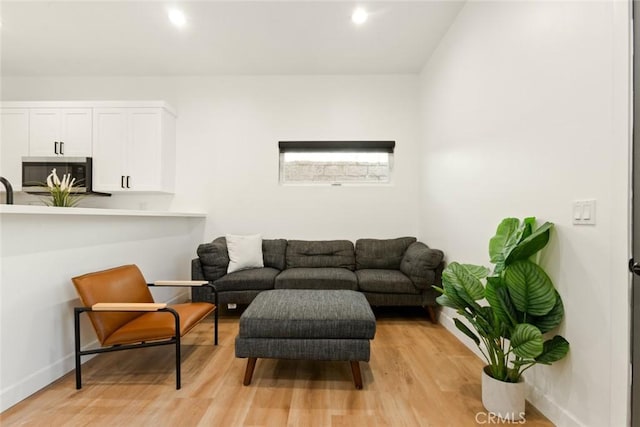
[46,170,54,188]
[52,169,61,186]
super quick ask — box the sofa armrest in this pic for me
[192,258,206,281]
[92,302,167,311]
[152,280,209,287]
[191,258,214,303]
[196,239,229,281]
[400,242,445,290]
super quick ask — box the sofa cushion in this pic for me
[286,240,355,270]
[263,239,287,271]
[213,267,279,292]
[275,268,358,290]
[197,237,288,281]
[355,237,417,270]
[226,234,264,273]
[400,242,445,289]
[356,269,420,295]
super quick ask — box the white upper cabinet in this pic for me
[29,108,92,157]
[1,101,176,194]
[92,106,176,193]
[0,109,29,191]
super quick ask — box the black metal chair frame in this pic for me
[74,283,218,390]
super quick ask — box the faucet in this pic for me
[0,176,14,204]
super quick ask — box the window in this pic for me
[279,141,394,185]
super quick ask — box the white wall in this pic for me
[2,75,422,241]
[0,211,205,412]
[418,1,631,426]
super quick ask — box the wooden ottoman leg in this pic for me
[350,361,363,390]
[243,358,257,386]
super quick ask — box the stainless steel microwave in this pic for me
[21,157,108,195]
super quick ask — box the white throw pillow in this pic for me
[226,234,264,274]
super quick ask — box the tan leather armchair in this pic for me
[72,264,217,389]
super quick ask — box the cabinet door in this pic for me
[29,109,92,157]
[92,108,127,192]
[1,109,29,191]
[127,109,162,191]
[60,109,92,156]
[29,109,60,156]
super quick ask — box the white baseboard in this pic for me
[0,293,189,413]
[437,308,584,427]
[0,341,96,412]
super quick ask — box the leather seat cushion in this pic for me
[103,302,215,346]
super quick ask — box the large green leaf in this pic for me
[474,306,498,338]
[442,262,485,304]
[461,264,490,280]
[435,293,460,310]
[535,336,570,364]
[510,323,544,359]
[438,278,470,310]
[454,318,480,346]
[520,217,536,241]
[485,276,517,329]
[505,222,553,265]
[504,260,557,316]
[529,291,565,333]
[489,218,520,265]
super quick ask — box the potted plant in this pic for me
[43,168,83,207]
[434,217,569,421]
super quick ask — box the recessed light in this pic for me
[168,8,186,28]
[352,7,368,25]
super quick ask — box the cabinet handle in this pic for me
[60,141,65,155]
[121,176,125,189]
[54,141,58,155]
[126,176,131,189]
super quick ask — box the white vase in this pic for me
[481,367,525,421]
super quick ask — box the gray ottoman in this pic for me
[235,289,376,389]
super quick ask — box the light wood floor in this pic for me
[1,308,553,426]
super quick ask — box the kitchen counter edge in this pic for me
[0,205,206,218]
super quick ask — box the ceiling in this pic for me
[0,1,465,76]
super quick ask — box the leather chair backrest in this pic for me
[72,264,154,345]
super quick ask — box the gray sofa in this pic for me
[191,237,445,321]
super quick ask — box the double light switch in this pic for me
[572,200,596,225]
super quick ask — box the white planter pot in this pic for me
[481,367,525,421]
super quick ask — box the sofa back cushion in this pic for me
[197,237,287,281]
[262,239,288,271]
[355,237,417,270]
[286,240,355,270]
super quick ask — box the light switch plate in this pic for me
[572,200,596,225]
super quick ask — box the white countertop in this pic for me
[0,204,206,218]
